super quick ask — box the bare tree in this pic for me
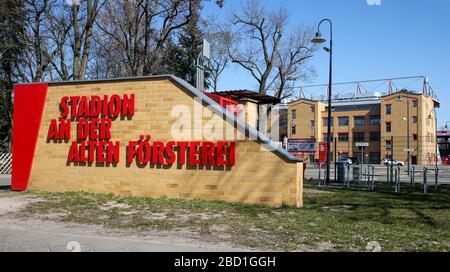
[229,0,286,95]
[273,26,316,98]
[71,0,105,80]
[204,21,232,92]
[142,0,196,75]
[226,0,316,97]
[21,0,54,82]
[19,0,104,82]
[95,0,196,77]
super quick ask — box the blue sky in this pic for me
[203,0,450,128]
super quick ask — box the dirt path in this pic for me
[0,191,257,252]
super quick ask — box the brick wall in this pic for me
[28,77,303,207]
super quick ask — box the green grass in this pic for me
[13,181,450,252]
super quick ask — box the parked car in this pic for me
[383,159,405,166]
[348,157,360,165]
[337,158,353,166]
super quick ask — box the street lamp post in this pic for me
[445,121,450,131]
[428,110,438,188]
[311,19,333,184]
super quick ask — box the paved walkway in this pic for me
[0,192,253,252]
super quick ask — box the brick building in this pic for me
[287,90,440,165]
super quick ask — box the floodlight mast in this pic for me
[196,39,210,92]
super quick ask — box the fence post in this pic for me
[367,164,370,185]
[423,167,428,194]
[318,163,322,186]
[347,164,350,189]
[394,167,399,192]
[371,165,375,191]
[386,164,390,184]
[435,166,439,191]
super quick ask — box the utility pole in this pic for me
[390,135,394,183]
[196,39,210,92]
[407,97,411,175]
[311,19,333,185]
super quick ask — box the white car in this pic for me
[383,159,405,166]
[338,158,353,166]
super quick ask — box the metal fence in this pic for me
[0,153,12,175]
[314,162,446,194]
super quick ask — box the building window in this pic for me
[323,117,333,127]
[323,133,334,142]
[370,132,381,142]
[370,115,381,125]
[338,133,349,142]
[310,106,315,113]
[386,122,392,132]
[369,152,381,164]
[413,100,418,107]
[354,116,365,126]
[291,125,296,135]
[338,117,349,126]
[386,104,392,115]
[413,116,417,124]
[413,134,418,141]
[291,110,297,120]
[353,132,365,142]
[310,120,315,128]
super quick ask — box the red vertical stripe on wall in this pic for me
[11,83,48,191]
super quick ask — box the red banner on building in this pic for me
[319,142,328,162]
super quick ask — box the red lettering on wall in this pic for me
[127,141,138,164]
[47,119,58,139]
[69,96,80,118]
[59,119,71,140]
[177,142,189,165]
[216,142,228,166]
[165,141,176,164]
[77,96,89,117]
[107,141,120,163]
[68,141,80,162]
[189,141,201,165]
[201,142,215,165]
[49,93,237,168]
[152,142,165,164]
[122,94,135,116]
[60,97,69,118]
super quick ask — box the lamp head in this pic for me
[311,32,326,44]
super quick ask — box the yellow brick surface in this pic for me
[28,77,303,207]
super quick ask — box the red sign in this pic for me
[46,94,236,167]
[319,142,328,162]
